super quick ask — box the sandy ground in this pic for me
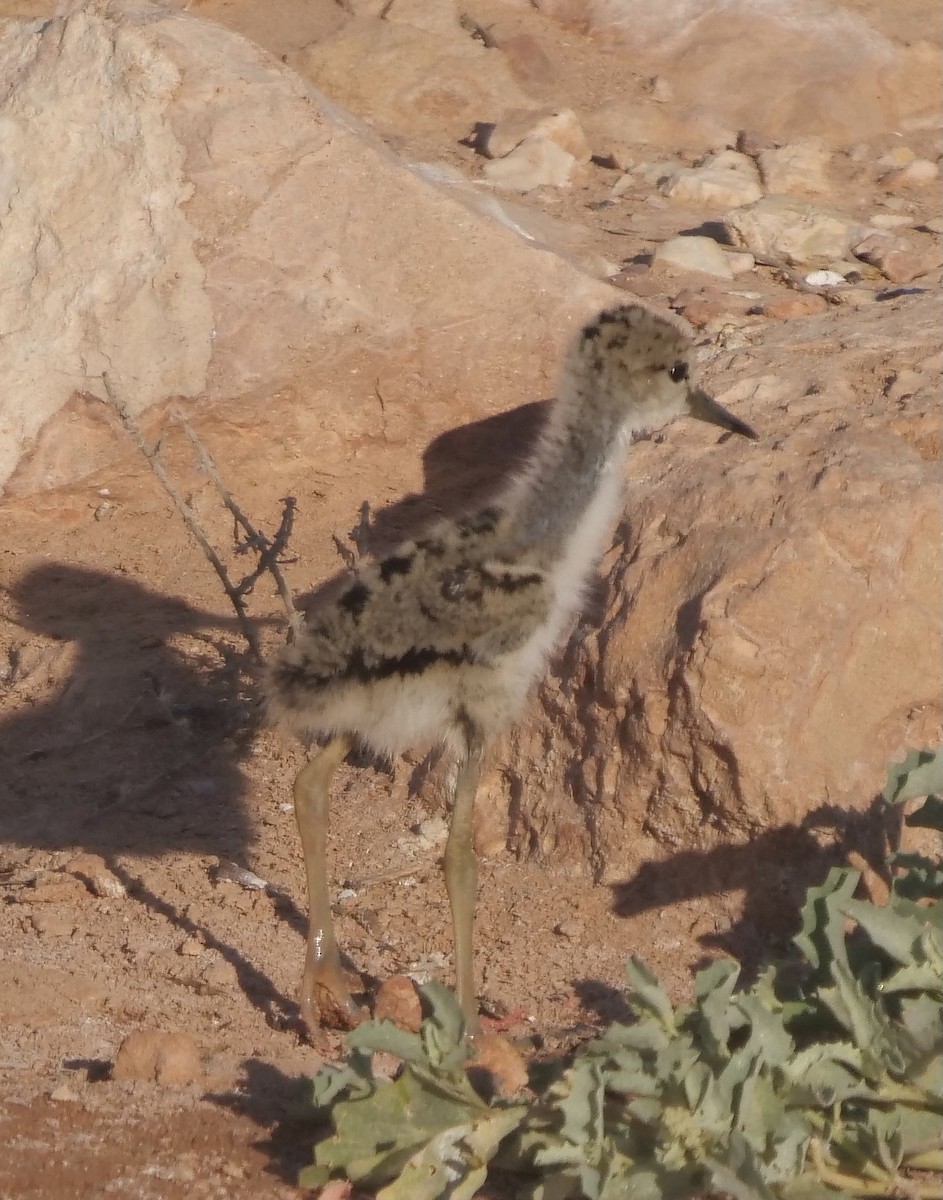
[1,0,940,1196]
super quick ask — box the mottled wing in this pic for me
[286,535,551,694]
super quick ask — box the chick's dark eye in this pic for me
[668,361,689,383]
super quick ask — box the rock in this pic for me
[482,135,580,190]
[469,1032,528,1096]
[647,75,673,103]
[412,814,449,848]
[0,3,212,490]
[582,99,702,163]
[30,910,77,939]
[659,161,762,209]
[877,146,916,171]
[853,233,942,284]
[289,14,530,139]
[202,959,238,989]
[880,158,939,190]
[498,33,558,89]
[535,1,942,141]
[736,129,777,156]
[885,369,923,404]
[483,106,591,163]
[0,3,613,492]
[869,213,914,230]
[26,874,89,905]
[727,251,756,275]
[473,769,514,856]
[671,286,753,329]
[652,236,735,280]
[374,975,422,1032]
[112,1030,202,1085]
[494,302,941,884]
[63,853,126,899]
[757,139,832,194]
[724,197,866,265]
[609,266,664,298]
[760,294,829,319]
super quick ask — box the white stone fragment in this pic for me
[805,270,847,287]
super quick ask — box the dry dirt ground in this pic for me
[0,1,940,1197]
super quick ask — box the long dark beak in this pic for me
[689,388,758,440]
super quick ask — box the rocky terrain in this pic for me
[0,0,939,1196]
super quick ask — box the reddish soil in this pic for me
[1,1,939,1196]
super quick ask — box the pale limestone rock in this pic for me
[582,99,727,161]
[648,75,673,103]
[659,165,762,209]
[880,158,939,190]
[493,301,941,882]
[289,15,530,137]
[0,1,613,492]
[757,139,833,194]
[0,4,213,489]
[482,135,579,191]
[869,213,914,230]
[724,196,866,265]
[484,106,591,163]
[652,236,735,280]
[726,251,756,275]
[535,0,941,140]
[876,146,916,171]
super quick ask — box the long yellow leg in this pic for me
[443,729,484,1034]
[293,736,364,1032]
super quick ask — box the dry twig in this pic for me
[99,375,303,660]
[176,415,302,641]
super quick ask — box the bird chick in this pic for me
[268,302,757,1035]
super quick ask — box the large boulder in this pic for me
[487,298,942,882]
[530,0,940,140]
[0,0,611,493]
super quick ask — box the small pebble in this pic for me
[112,1030,203,1085]
[64,853,126,899]
[202,959,238,989]
[179,935,204,957]
[469,1032,528,1097]
[374,975,423,1032]
[760,294,829,319]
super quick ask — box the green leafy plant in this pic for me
[301,749,943,1199]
